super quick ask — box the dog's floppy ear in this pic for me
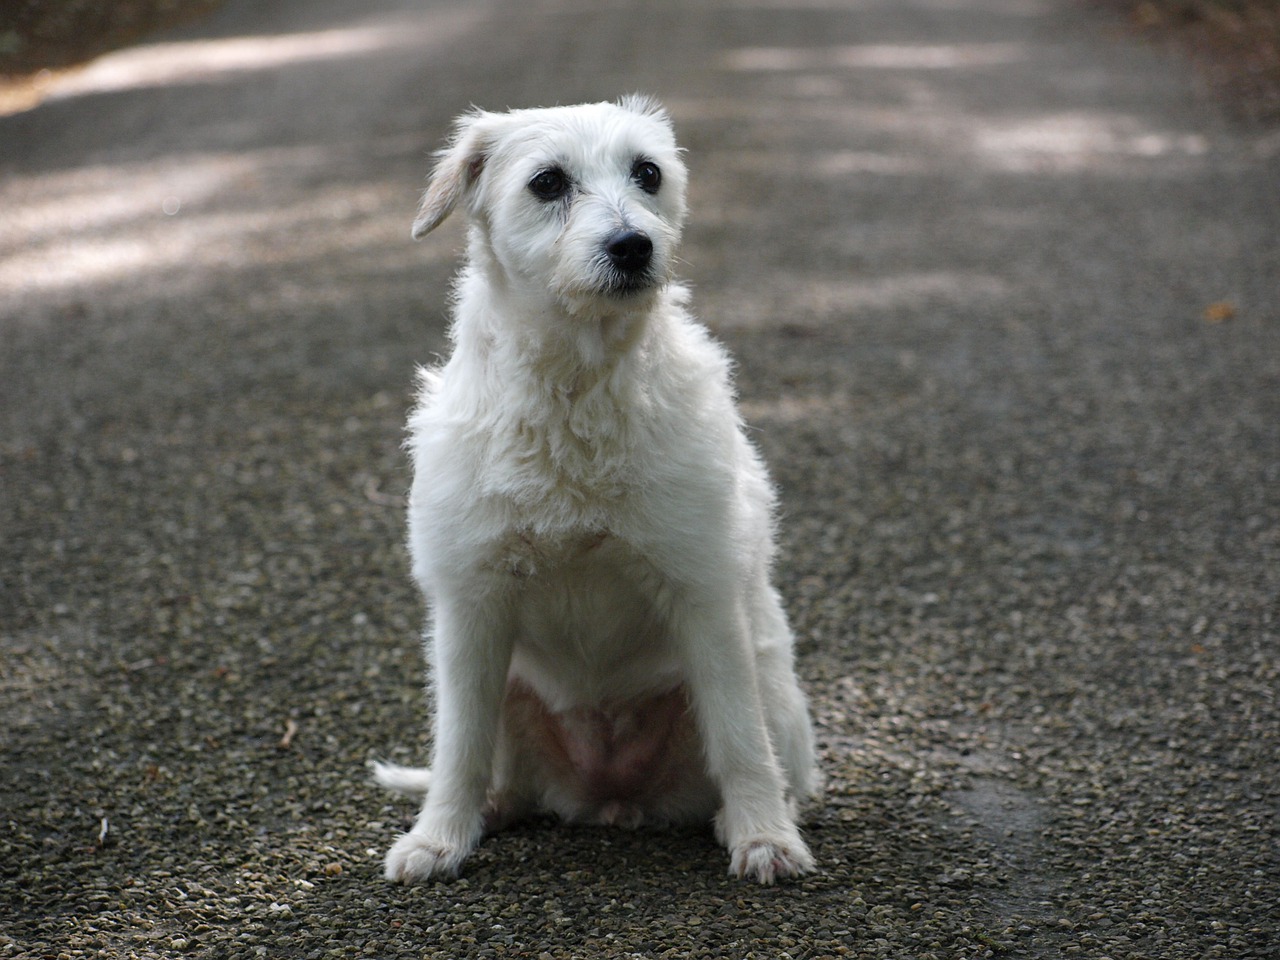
[412,110,498,240]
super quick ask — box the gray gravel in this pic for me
[2,0,1278,957]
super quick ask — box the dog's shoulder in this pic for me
[647,293,741,415]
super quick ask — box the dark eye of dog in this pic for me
[632,160,661,194]
[528,168,570,201]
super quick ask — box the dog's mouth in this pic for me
[600,269,659,298]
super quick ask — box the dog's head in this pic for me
[412,96,688,315]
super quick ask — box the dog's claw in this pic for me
[730,838,815,884]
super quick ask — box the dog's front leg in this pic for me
[384,591,516,882]
[673,593,815,884]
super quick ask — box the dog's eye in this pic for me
[528,168,570,201]
[632,161,661,194]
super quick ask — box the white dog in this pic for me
[373,96,818,884]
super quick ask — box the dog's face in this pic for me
[413,96,688,315]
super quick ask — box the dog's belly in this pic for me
[504,680,707,818]
[499,534,718,823]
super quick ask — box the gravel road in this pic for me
[2,0,1277,957]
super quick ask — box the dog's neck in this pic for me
[445,255,674,511]
[456,257,660,388]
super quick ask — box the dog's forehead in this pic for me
[495,105,678,170]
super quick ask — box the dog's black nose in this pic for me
[604,230,653,274]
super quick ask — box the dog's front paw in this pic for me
[383,831,472,883]
[729,836,815,885]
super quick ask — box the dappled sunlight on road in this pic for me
[0,143,445,304]
[0,2,490,309]
[8,121,584,301]
[2,0,1243,318]
[670,11,1272,439]
[710,271,1012,333]
[0,152,268,247]
[721,43,1027,72]
[973,112,1211,172]
[711,38,1225,179]
[41,9,484,102]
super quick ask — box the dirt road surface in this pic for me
[3,0,1277,957]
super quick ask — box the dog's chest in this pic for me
[500,527,611,579]
[482,382,651,518]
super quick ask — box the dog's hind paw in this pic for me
[383,832,471,883]
[729,837,815,885]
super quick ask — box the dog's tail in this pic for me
[369,760,432,798]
